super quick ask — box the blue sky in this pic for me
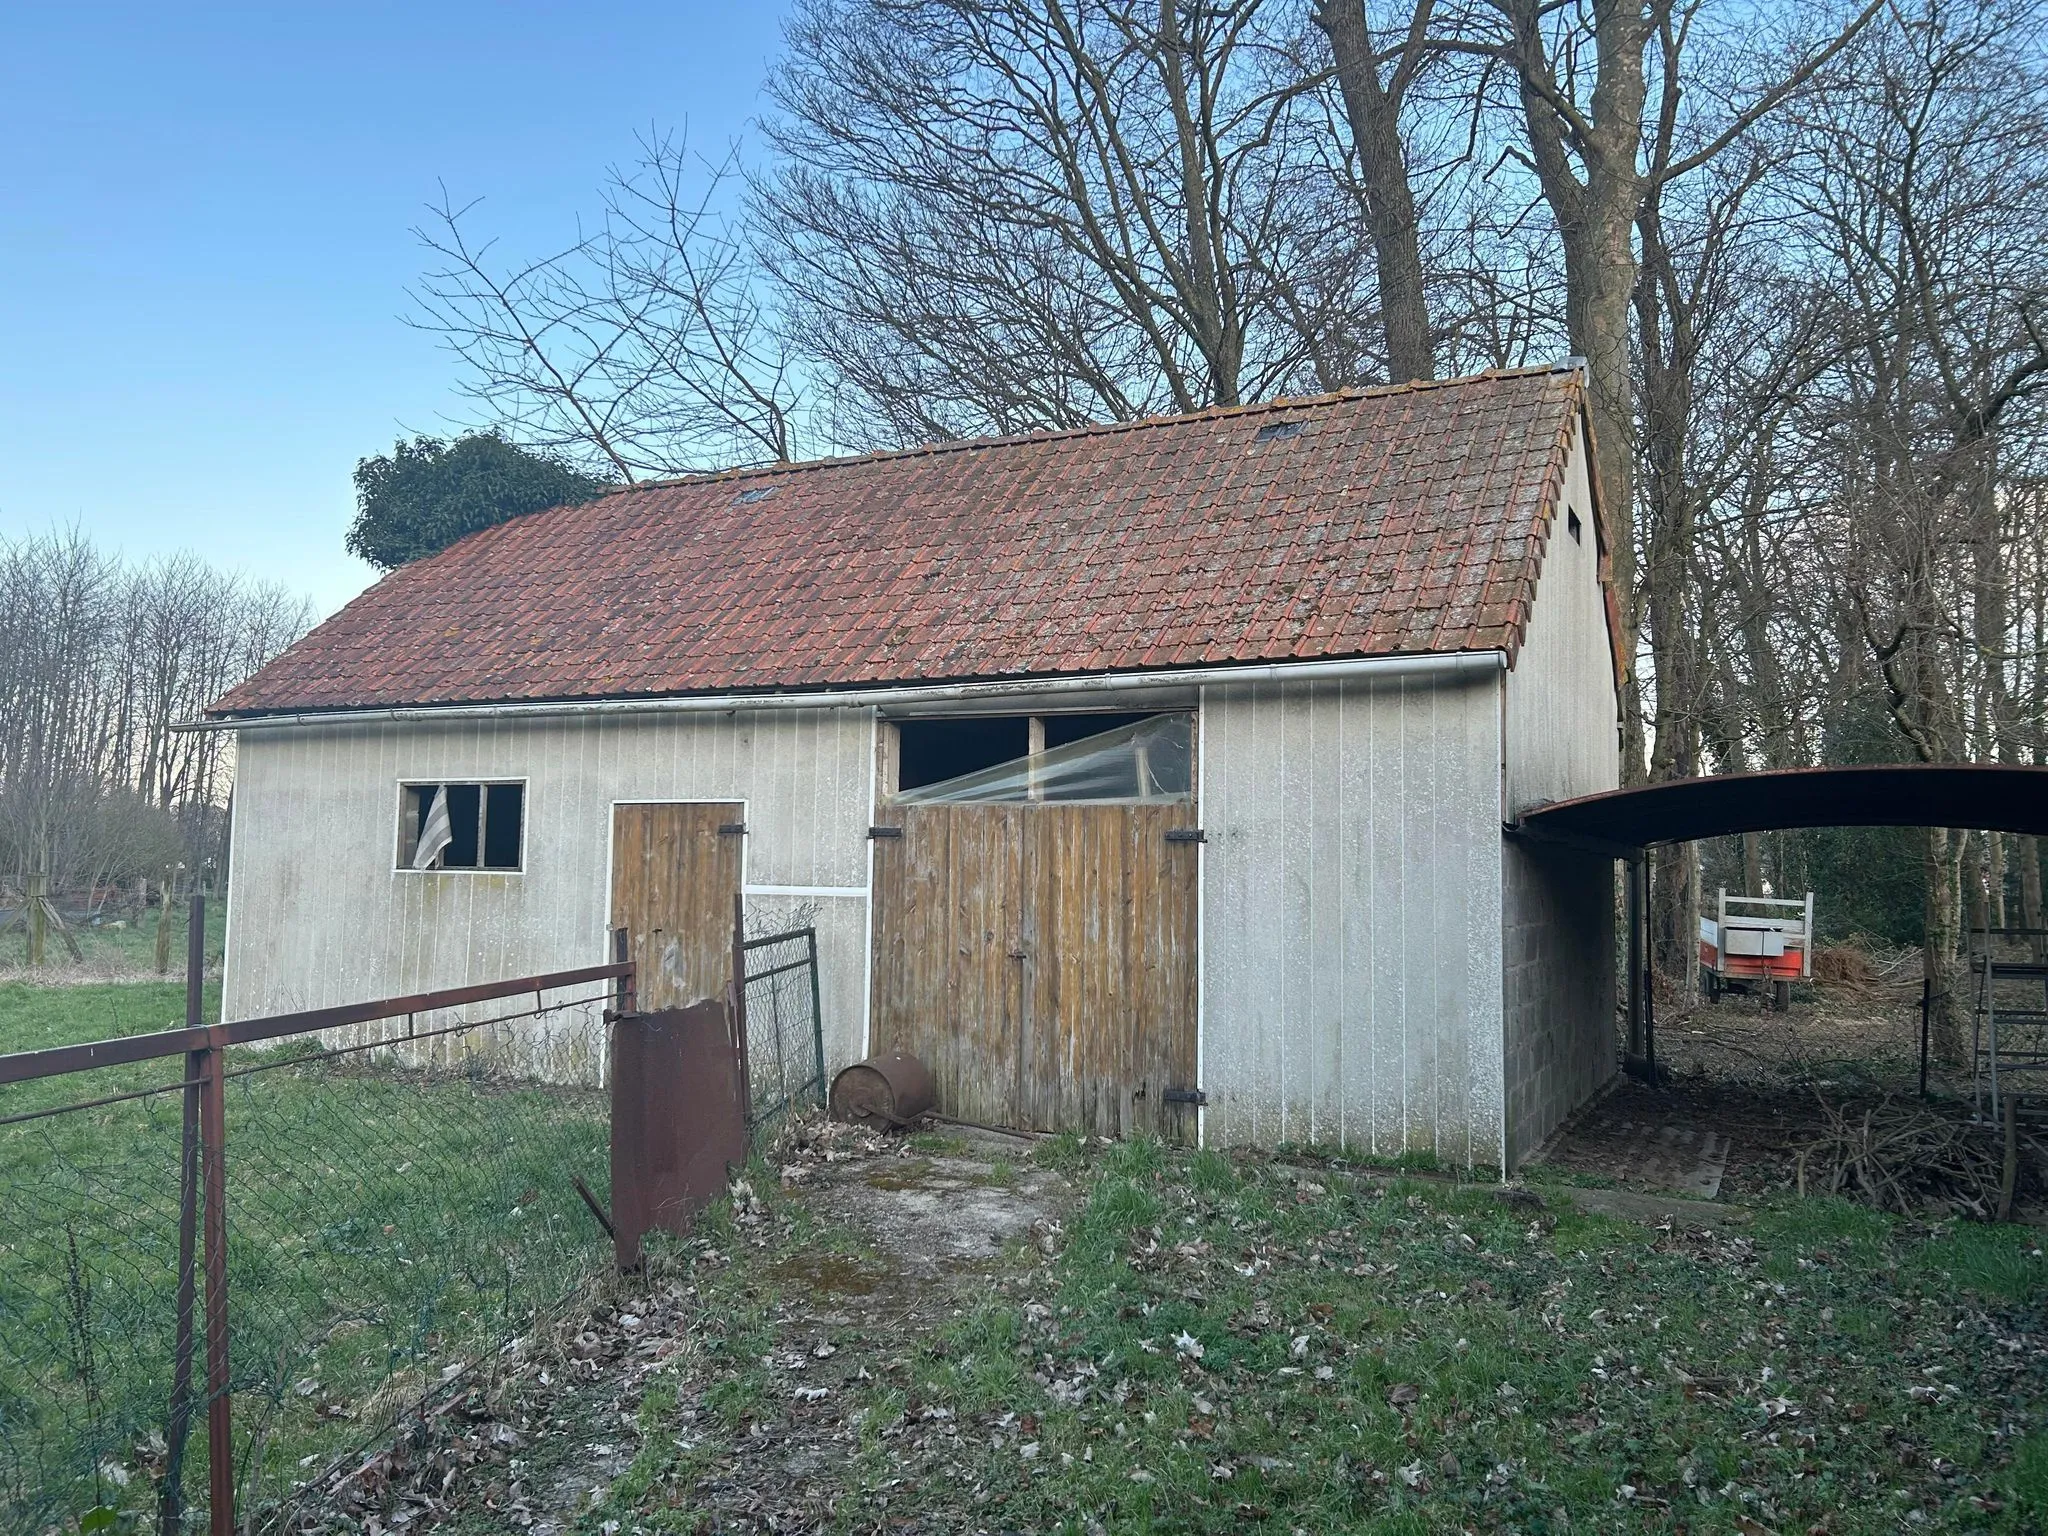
[0,2,787,613]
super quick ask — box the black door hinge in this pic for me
[1165,828,1206,844]
[718,822,748,836]
[1163,1087,1208,1106]
[868,825,903,839]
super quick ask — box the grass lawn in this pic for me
[0,946,614,1533]
[590,1135,2048,1535]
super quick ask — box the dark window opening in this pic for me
[1568,509,1583,544]
[484,784,524,867]
[896,716,1031,792]
[1256,420,1306,442]
[402,781,524,870]
[442,783,481,866]
[892,712,1192,803]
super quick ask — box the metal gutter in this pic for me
[177,650,1508,734]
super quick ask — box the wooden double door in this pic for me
[870,802,1200,1140]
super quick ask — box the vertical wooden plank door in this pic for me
[870,802,1198,1140]
[610,803,745,1011]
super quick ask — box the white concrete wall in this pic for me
[1199,672,1507,1167]
[1499,411,1623,1163]
[223,708,876,1083]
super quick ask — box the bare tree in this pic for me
[412,133,805,477]
[1763,0,2048,1050]
[0,530,312,902]
[759,0,1378,443]
[1454,0,1885,776]
[1311,0,1441,382]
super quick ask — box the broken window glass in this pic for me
[894,714,1192,804]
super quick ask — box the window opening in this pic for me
[1256,420,1306,442]
[1567,509,1583,544]
[897,716,1032,792]
[733,486,776,504]
[401,781,524,870]
[894,714,1192,805]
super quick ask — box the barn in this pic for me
[205,365,1622,1169]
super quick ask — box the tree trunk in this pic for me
[1313,0,1435,383]
[2019,833,2045,962]
[1924,826,1964,1065]
[1989,830,2008,929]
[1503,0,1649,779]
[1962,831,1989,940]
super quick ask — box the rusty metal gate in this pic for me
[868,802,1200,1140]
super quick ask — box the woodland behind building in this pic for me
[0,531,312,907]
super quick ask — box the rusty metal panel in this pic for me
[869,801,1198,1140]
[609,1001,748,1268]
[610,802,744,1012]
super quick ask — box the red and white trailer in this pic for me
[1700,887,1813,1011]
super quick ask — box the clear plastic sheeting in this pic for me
[894,713,1193,804]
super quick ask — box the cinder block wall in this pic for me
[1502,838,1617,1167]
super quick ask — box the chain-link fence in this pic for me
[0,1060,192,1531]
[0,917,629,1535]
[738,926,825,1138]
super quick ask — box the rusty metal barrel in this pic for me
[829,1053,935,1130]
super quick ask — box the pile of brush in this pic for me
[1794,1093,2045,1220]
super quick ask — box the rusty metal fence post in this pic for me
[177,892,236,1536]
[199,1019,231,1536]
[612,926,636,1018]
[157,896,204,1535]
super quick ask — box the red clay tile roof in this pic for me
[212,367,1602,716]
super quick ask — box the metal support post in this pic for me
[1626,855,1645,1060]
[731,894,752,1124]
[807,928,825,1106]
[158,894,205,1536]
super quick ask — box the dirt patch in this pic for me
[1655,972,1925,1089]
[791,1137,1066,1278]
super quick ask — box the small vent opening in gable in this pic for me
[734,486,776,505]
[1255,420,1306,442]
[1568,509,1583,544]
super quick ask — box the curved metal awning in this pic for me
[1517,763,2048,854]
